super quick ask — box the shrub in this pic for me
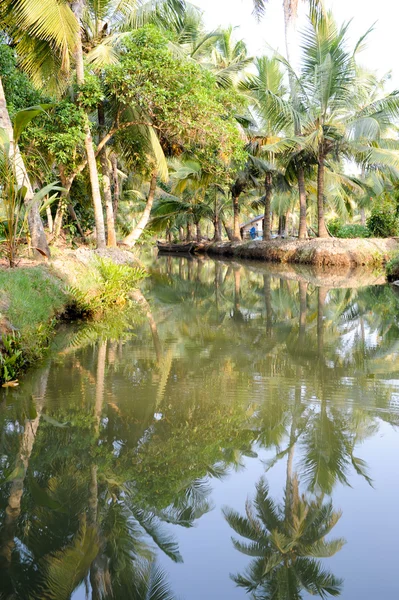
[327,218,341,236]
[335,224,370,239]
[0,332,24,383]
[367,201,399,237]
[68,258,147,316]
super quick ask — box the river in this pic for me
[0,255,398,599]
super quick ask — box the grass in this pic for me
[0,267,67,335]
[0,254,147,384]
[0,266,67,381]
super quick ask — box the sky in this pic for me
[192,0,399,90]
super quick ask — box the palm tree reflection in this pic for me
[224,476,345,599]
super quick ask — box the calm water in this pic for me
[1,256,399,599]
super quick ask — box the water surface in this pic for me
[1,256,399,599]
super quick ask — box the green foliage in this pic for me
[335,224,370,238]
[76,73,104,110]
[22,101,86,174]
[105,25,247,180]
[68,258,147,316]
[0,43,43,116]
[0,331,24,383]
[367,201,399,237]
[327,218,342,236]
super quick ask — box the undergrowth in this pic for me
[67,257,147,317]
[0,332,24,382]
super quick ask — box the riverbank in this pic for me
[200,237,399,267]
[0,248,144,386]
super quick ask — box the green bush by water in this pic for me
[68,257,147,316]
[0,332,24,382]
[327,219,370,238]
[337,224,370,238]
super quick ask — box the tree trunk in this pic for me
[123,171,157,247]
[98,105,116,247]
[232,194,241,241]
[223,220,234,241]
[317,286,327,356]
[53,172,74,238]
[179,226,184,241]
[110,153,120,218]
[195,221,202,242]
[72,1,106,249]
[283,211,289,238]
[263,274,272,335]
[213,216,222,241]
[233,267,241,317]
[299,281,307,344]
[317,154,329,238]
[360,207,366,226]
[298,166,307,239]
[46,205,53,234]
[67,203,86,240]
[186,223,193,241]
[0,77,50,259]
[263,173,272,240]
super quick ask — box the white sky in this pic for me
[192,0,399,90]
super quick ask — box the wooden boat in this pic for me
[156,241,195,254]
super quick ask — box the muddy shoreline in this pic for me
[196,237,399,268]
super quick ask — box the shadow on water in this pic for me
[1,255,399,598]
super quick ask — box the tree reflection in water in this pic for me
[0,256,399,598]
[224,476,344,599]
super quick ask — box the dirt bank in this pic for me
[201,238,399,268]
[214,257,386,289]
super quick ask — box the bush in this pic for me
[367,201,399,237]
[335,224,370,239]
[68,257,147,316]
[0,332,24,384]
[327,219,370,238]
[327,218,341,236]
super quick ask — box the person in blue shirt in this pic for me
[249,226,256,239]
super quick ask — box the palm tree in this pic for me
[224,476,345,599]
[241,56,290,240]
[298,11,399,236]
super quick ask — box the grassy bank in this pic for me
[201,238,399,268]
[0,249,146,385]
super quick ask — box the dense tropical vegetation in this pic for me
[1,0,399,262]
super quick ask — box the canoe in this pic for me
[156,241,195,254]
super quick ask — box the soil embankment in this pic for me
[200,238,399,268]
